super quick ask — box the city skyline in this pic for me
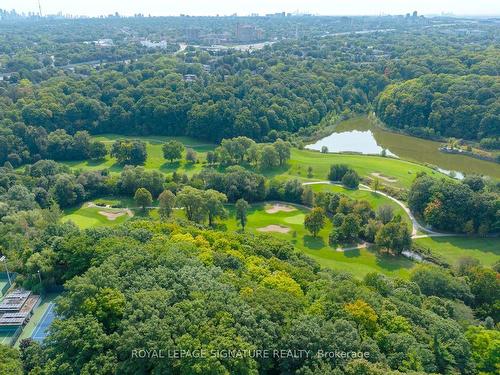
[3,0,500,17]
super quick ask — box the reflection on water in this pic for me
[305,117,500,180]
[306,129,397,157]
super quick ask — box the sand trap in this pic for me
[265,204,296,214]
[98,211,126,221]
[371,172,398,183]
[257,225,290,233]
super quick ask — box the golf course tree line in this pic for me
[409,173,500,235]
[1,217,498,374]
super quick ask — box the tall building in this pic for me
[235,23,264,42]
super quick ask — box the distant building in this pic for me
[140,40,168,49]
[186,28,201,41]
[94,39,114,47]
[183,74,197,82]
[412,11,418,18]
[235,23,264,42]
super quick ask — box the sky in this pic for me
[3,0,500,17]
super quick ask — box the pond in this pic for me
[305,117,500,180]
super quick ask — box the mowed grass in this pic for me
[309,184,413,229]
[220,202,415,279]
[64,134,216,176]
[62,205,132,229]
[415,236,500,267]
[276,149,449,189]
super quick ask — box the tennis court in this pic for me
[31,302,56,342]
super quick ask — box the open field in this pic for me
[415,236,500,268]
[278,148,450,189]
[64,134,216,175]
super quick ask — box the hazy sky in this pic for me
[4,0,500,17]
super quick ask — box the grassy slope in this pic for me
[415,236,500,267]
[64,134,215,176]
[281,149,449,189]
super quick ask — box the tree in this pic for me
[206,151,216,165]
[204,189,228,226]
[162,140,184,163]
[342,170,360,189]
[0,344,22,375]
[111,140,147,165]
[371,177,380,192]
[158,190,176,219]
[273,139,291,166]
[175,186,207,223]
[134,188,152,211]
[339,213,362,243]
[344,299,378,334]
[376,204,394,224]
[88,141,107,160]
[259,145,280,170]
[304,207,326,237]
[301,187,314,207]
[185,148,197,163]
[235,198,249,230]
[375,220,411,255]
[328,164,349,181]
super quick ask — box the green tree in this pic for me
[204,189,228,226]
[328,164,349,181]
[158,190,176,219]
[273,139,291,166]
[375,220,411,255]
[176,186,207,223]
[342,170,360,189]
[185,148,197,163]
[88,141,107,160]
[162,140,184,163]
[134,188,152,211]
[235,198,249,230]
[304,207,326,237]
[259,145,280,170]
[0,344,22,375]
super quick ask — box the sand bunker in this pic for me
[98,211,127,221]
[265,204,296,214]
[371,172,398,183]
[257,225,290,233]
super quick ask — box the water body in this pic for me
[306,117,500,180]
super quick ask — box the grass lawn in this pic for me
[276,148,449,189]
[218,202,415,279]
[415,236,500,267]
[62,204,132,229]
[308,184,412,228]
[64,134,215,176]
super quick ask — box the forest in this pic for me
[0,12,499,375]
